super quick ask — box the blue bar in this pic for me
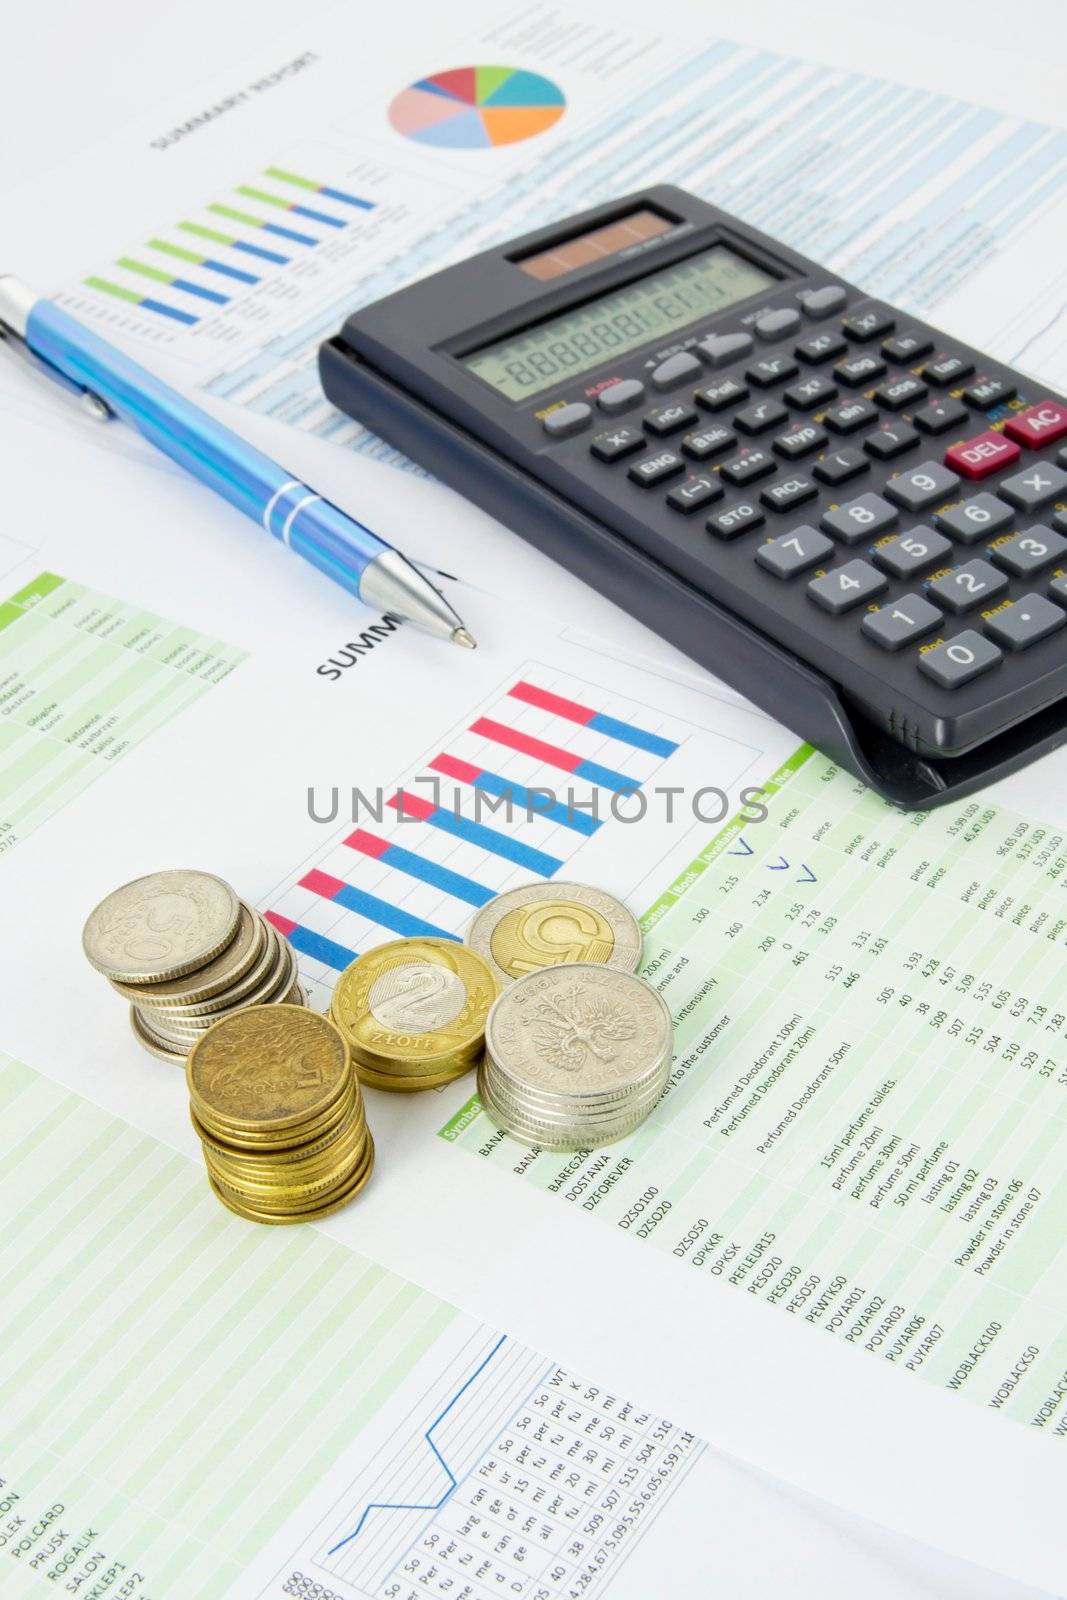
[381,843,495,908]
[141,297,198,325]
[332,882,458,941]
[423,808,562,876]
[262,221,318,246]
[290,203,345,227]
[574,757,640,792]
[320,186,375,210]
[587,712,678,757]
[233,240,289,264]
[202,257,258,283]
[282,922,357,971]
[172,277,229,304]
[474,771,600,837]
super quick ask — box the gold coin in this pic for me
[207,1134,374,1224]
[187,1005,350,1135]
[190,1063,356,1147]
[193,1097,365,1168]
[331,939,497,1072]
[355,1058,474,1093]
[108,903,266,1007]
[465,882,641,986]
[84,869,240,982]
[207,1125,370,1203]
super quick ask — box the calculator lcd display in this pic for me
[464,247,776,401]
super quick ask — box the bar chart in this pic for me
[263,669,691,1007]
[57,159,383,350]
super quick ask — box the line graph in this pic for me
[327,1333,508,1555]
[270,1322,703,1600]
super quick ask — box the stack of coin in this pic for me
[331,937,498,1091]
[478,962,673,1151]
[465,882,642,986]
[187,1005,373,1224]
[82,869,306,1064]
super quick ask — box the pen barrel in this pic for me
[25,300,387,584]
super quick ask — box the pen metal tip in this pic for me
[452,627,477,650]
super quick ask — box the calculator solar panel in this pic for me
[322,186,1067,787]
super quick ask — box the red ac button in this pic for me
[1004,400,1067,448]
[943,430,1021,480]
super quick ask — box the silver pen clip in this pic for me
[0,275,112,421]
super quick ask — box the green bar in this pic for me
[149,238,203,265]
[236,185,290,211]
[438,1094,484,1142]
[265,165,318,191]
[209,202,266,228]
[180,221,235,246]
[0,601,24,635]
[85,276,141,305]
[11,572,64,609]
[765,742,816,790]
[117,256,174,286]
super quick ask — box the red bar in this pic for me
[943,430,1020,480]
[344,828,391,859]
[388,790,435,820]
[1004,400,1067,448]
[301,868,345,899]
[429,753,482,784]
[264,910,297,937]
[510,681,595,725]
[470,716,582,772]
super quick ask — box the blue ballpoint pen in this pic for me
[0,276,476,648]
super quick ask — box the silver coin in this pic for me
[129,1005,189,1064]
[466,882,641,987]
[485,962,672,1101]
[477,1064,657,1153]
[140,933,296,1039]
[84,870,240,983]
[109,902,267,1009]
[481,1053,666,1122]
[367,962,467,1032]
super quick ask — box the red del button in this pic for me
[943,429,1021,480]
[1004,400,1067,448]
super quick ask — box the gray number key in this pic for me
[755,525,834,578]
[884,460,960,512]
[808,559,888,614]
[918,631,1002,689]
[984,594,1067,651]
[873,527,952,578]
[935,493,1015,544]
[1051,575,1067,607]
[991,526,1067,576]
[821,492,897,545]
[862,593,943,651]
[998,461,1067,512]
[927,558,1008,614]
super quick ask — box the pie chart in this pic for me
[389,66,566,150]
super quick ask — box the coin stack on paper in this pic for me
[478,961,673,1150]
[187,1005,373,1224]
[82,869,306,1063]
[331,936,498,1092]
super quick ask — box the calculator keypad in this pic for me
[548,283,1067,748]
[927,559,1008,614]
[808,559,887,614]
[822,493,897,544]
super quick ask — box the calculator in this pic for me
[319,186,1067,808]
